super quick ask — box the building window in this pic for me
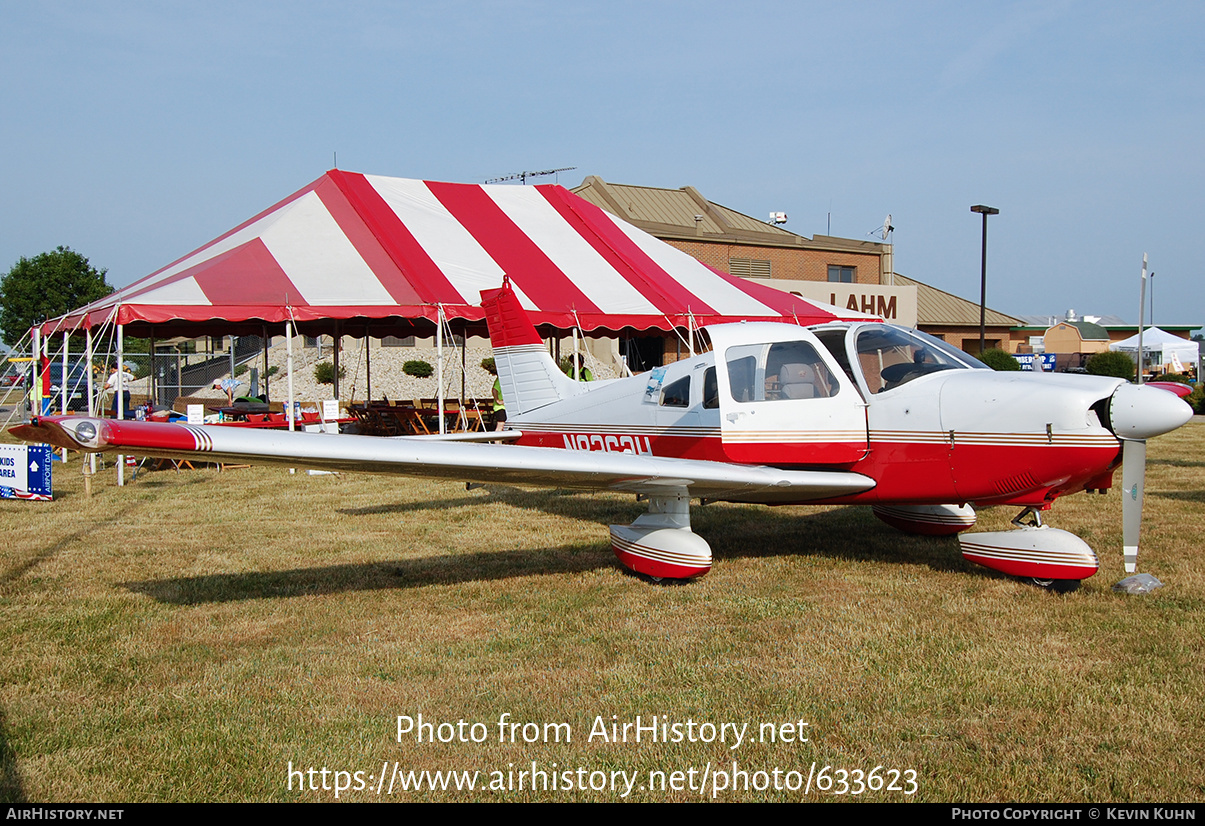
[382,335,416,347]
[730,258,771,279]
[827,265,855,283]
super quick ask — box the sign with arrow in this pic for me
[0,443,53,500]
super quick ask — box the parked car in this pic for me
[36,360,95,412]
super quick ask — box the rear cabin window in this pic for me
[726,341,837,402]
[703,367,719,409]
[660,376,691,408]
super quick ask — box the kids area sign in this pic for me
[0,444,53,501]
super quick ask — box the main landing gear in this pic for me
[609,489,713,581]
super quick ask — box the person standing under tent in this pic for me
[564,353,593,382]
[107,363,134,418]
[484,359,506,431]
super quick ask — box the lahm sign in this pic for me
[749,279,917,327]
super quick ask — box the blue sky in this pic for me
[2,1,1201,325]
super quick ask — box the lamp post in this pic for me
[970,205,999,354]
[1149,272,1155,328]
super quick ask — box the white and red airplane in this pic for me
[12,281,1193,589]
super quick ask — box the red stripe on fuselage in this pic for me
[516,432,1118,506]
[103,420,204,452]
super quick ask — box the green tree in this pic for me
[977,348,1021,371]
[0,246,112,347]
[1085,350,1136,380]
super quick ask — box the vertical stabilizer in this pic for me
[481,281,585,416]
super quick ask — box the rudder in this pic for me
[480,280,584,416]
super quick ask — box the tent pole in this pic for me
[60,331,69,461]
[148,331,156,407]
[437,307,445,435]
[117,324,124,486]
[86,327,96,480]
[572,327,579,380]
[286,318,295,432]
[60,331,68,415]
[365,325,371,400]
[332,322,341,401]
[31,325,41,420]
[262,324,269,401]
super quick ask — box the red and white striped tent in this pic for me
[44,170,863,337]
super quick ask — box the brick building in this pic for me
[572,177,1020,359]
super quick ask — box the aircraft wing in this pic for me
[12,416,875,504]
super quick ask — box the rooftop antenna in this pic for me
[485,167,577,185]
[870,213,894,240]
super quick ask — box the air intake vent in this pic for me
[995,472,1040,495]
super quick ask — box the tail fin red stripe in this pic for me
[480,283,543,347]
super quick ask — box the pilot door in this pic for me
[710,324,869,466]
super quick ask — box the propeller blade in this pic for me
[1121,439,1146,574]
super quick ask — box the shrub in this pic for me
[1085,351,1136,381]
[403,359,434,378]
[1154,374,1205,414]
[978,348,1021,371]
[313,361,345,385]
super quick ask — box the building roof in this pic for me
[1065,321,1109,340]
[1015,314,1199,335]
[572,176,886,254]
[891,274,1021,327]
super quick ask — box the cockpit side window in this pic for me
[726,341,837,402]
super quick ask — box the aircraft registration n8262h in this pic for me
[13,281,1192,590]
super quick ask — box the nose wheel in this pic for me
[958,505,1098,587]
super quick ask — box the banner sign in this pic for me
[0,443,53,501]
[1015,353,1057,372]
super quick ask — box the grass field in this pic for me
[1,421,1203,802]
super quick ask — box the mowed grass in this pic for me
[0,423,1203,802]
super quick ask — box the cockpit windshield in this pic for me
[855,326,987,393]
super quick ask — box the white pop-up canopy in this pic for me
[1109,327,1199,370]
